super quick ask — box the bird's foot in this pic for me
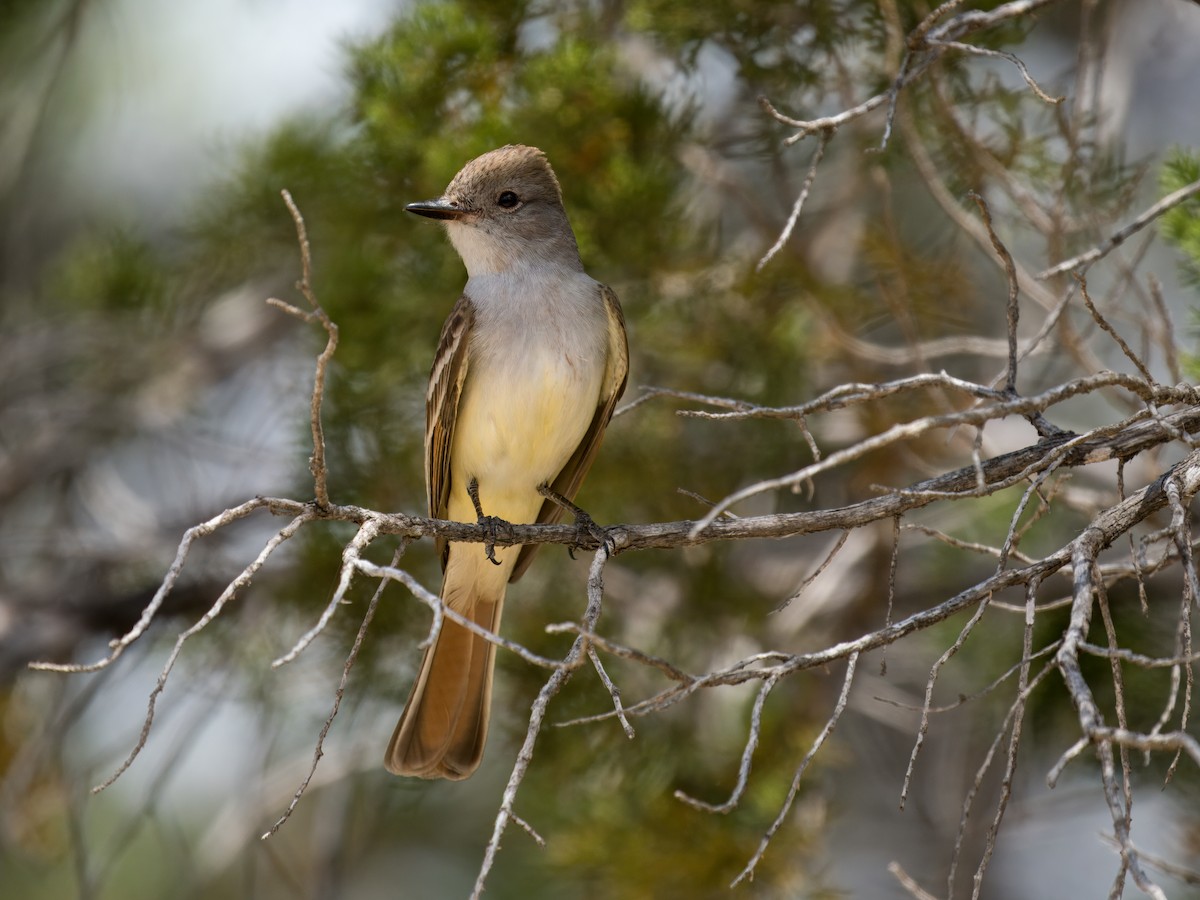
[468,477,509,566]
[537,485,614,559]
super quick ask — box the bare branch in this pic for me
[90,513,312,793]
[969,192,1021,394]
[674,673,779,814]
[1038,178,1200,280]
[889,861,942,900]
[929,40,1063,104]
[731,654,858,887]
[689,377,1200,534]
[267,189,338,509]
[1049,475,1200,899]
[756,127,831,270]
[29,497,280,674]
[272,518,383,667]
[471,545,612,899]
[262,541,409,839]
[759,0,1065,147]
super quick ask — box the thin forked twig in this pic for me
[272,519,383,668]
[262,541,410,839]
[731,653,858,887]
[266,189,338,509]
[29,497,280,674]
[1077,274,1153,383]
[91,514,311,793]
[471,545,612,899]
[674,673,780,814]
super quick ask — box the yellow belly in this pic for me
[446,349,601,528]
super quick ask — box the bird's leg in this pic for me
[467,477,505,566]
[537,485,614,559]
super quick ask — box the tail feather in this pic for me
[385,591,502,780]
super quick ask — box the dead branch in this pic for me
[1038,178,1200,280]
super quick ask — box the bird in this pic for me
[386,145,629,779]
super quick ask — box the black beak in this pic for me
[405,199,466,221]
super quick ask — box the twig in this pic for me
[91,514,311,793]
[876,642,1060,715]
[1037,178,1200,280]
[774,530,849,613]
[471,545,612,899]
[969,579,1043,898]
[29,497,280,674]
[756,127,831,270]
[970,192,1021,394]
[359,559,564,670]
[262,541,408,839]
[880,516,901,676]
[1098,835,1200,886]
[272,518,383,667]
[900,591,993,811]
[1079,642,1200,668]
[1077,274,1153,382]
[587,646,635,739]
[267,189,338,509]
[677,487,740,518]
[1146,275,1181,385]
[674,673,779,814]
[731,653,858,887]
[904,523,1031,565]
[889,861,942,900]
[928,40,1063,104]
[665,372,1004,422]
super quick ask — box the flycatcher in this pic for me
[386,145,629,779]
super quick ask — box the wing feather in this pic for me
[426,295,474,570]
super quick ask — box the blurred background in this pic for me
[2,0,1200,897]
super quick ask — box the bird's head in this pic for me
[406,144,583,276]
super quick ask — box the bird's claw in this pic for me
[468,477,509,566]
[538,485,614,558]
[478,515,505,566]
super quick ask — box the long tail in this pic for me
[385,577,504,780]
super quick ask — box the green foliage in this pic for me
[1159,148,1200,378]
[1160,147,1200,287]
[49,230,169,314]
[626,0,852,95]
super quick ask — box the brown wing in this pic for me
[426,295,474,570]
[509,283,629,582]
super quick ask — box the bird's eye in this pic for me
[496,191,520,209]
